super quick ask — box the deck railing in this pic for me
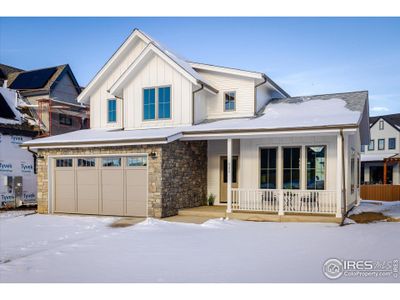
[231,188,337,215]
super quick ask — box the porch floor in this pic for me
[178,205,341,223]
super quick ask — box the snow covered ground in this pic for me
[0,206,399,283]
[349,200,400,219]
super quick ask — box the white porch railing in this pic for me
[231,188,337,215]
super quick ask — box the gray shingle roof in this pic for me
[268,90,368,113]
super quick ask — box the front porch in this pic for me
[178,204,341,223]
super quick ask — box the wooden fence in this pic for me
[360,184,400,201]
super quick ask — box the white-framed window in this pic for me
[143,86,171,120]
[224,91,236,111]
[379,120,384,130]
[108,99,117,123]
[306,146,326,190]
[378,139,385,150]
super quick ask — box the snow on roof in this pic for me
[23,126,188,147]
[185,98,362,133]
[23,91,368,148]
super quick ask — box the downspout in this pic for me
[192,84,204,125]
[254,75,267,114]
[340,129,347,226]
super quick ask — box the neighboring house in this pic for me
[361,113,400,184]
[1,64,89,136]
[0,87,37,207]
[23,29,370,221]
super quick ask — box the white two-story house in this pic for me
[361,114,400,184]
[23,29,370,222]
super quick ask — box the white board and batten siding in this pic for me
[195,70,255,119]
[123,53,193,129]
[90,38,147,129]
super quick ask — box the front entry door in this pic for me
[220,156,239,203]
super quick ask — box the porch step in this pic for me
[178,206,226,218]
[177,206,341,223]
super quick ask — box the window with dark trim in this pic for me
[389,138,396,150]
[102,157,121,167]
[224,91,236,111]
[379,120,384,130]
[283,147,301,189]
[368,140,375,151]
[260,148,277,189]
[378,139,385,150]
[56,159,73,167]
[78,158,96,167]
[59,114,72,126]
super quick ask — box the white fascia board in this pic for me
[109,44,199,97]
[190,62,264,80]
[180,128,357,141]
[77,29,151,104]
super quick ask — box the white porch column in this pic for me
[227,138,233,213]
[336,133,343,218]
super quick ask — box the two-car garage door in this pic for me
[53,155,148,217]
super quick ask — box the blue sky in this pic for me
[1,17,399,115]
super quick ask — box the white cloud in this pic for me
[371,106,389,112]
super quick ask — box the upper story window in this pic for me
[389,138,396,150]
[224,91,236,111]
[368,139,375,151]
[59,114,72,126]
[378,139,385,150]
[379,120,384,130]
[143,86,171,120]
[107,99,117,123]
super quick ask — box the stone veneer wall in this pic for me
[161,140,208,217]
[36,141,207,218]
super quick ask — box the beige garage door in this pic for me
[53,155,148,217]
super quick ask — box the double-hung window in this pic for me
[224,91,236,111]
[378,139,385,150]
[368,140,375,151]
[389,138,396,150]
[143,86,171,120]
[108,99,117,123]
[283,147,301,189]
[306,146,326,190]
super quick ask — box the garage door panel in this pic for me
[55,169,75,213]
[126,170,147,186]
[126,169,147,216]
[77,170,98,185]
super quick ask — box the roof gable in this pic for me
[370,113,400,132]
[109,43,217,97]
[77,29,152,103]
